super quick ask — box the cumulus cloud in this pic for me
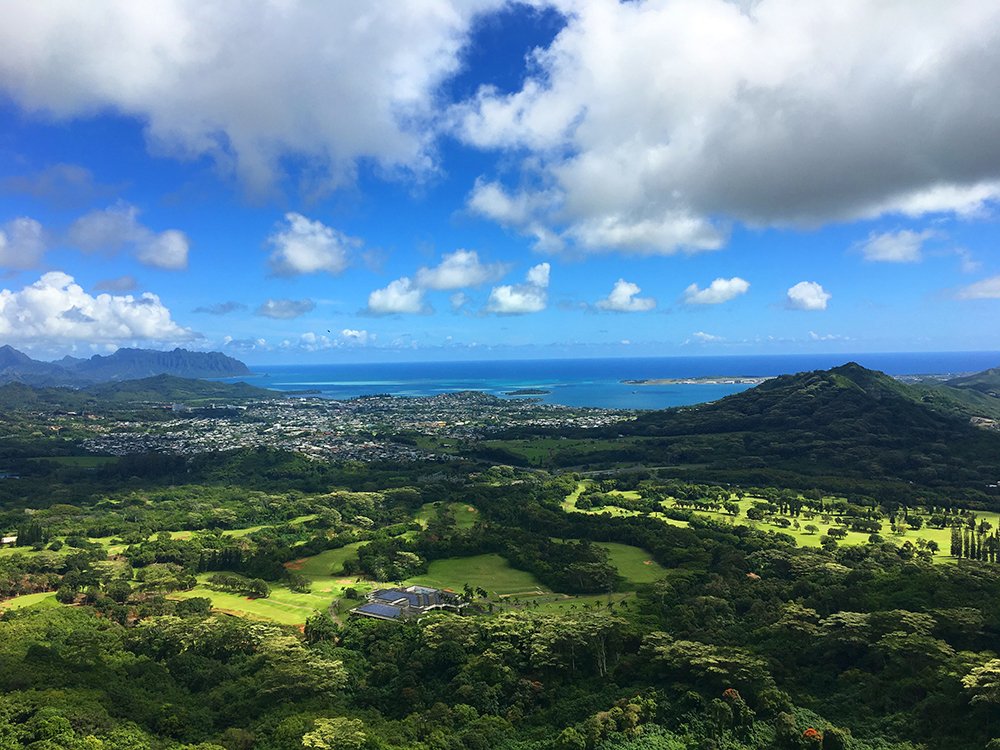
[858,229,933,263]
[194,301,246,315]
[487,262,550,314]
[415,249,507,290]
[68,202,189,269]
[267,212,359,276]
[957,275,1000,300]
[367,277,425,315]
[467,179,566,253]
[94,275,138,292]
[0,2,504,195]
[0,217,47,269]
[255,298,316,319]
[340,328,372,345]
[786,281,831,311]
[456,0,1000,254]
[596,279,655,312]
[283,329,374,352]
[0,271,191,343]
[683,277,750,305]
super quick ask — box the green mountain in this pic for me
[524,363,1000,495]
[0,345,251,386]
[945,366,1000,397]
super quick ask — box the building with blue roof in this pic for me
[351,585,461,621]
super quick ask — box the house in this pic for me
[0,535,17,546]
[351,585,462,621]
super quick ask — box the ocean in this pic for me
[230,351,1000,410]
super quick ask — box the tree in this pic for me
[304,612,339,644]
[963,659,1000,704]
[804,524,819,535]
[301,718,367,749]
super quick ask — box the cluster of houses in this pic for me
[351,585,463,621]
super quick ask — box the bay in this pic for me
[227,351,1000,410]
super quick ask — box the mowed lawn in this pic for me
[0,592,59,611]
[170,587,320,626]
[408,554,547,596]
[414,502,480,529]
[286,542,365,577]
[597,542,668,585]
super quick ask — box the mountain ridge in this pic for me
[0,345,250,386]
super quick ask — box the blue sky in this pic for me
[0,0,998,364]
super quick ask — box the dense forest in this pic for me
[4,364,1000,748]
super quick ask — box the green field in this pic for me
[482,437,642,464]
[597,542,668,585]
[562,481,964,563]
[408,554,547,596]
[285,542,365,577]
[0,591,59,611]
[414,501,480,529]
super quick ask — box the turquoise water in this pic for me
[229,352,1000,410]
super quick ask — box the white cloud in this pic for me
[450,292,469,310]
[525,262,550,288]
[341,328,372,345]
[255,298,315,319]
[0,271,191,343]
[786,281,831,311]
[957,275,1000,300]
[683,277,750,305]
[0,217,47,270]
[68,202,189,269]
[0,2,504,195]
[858,229,933,263]
[367,277,425,315]
[809,331,851,341]
[596,278,655,312]
[267,212,359,276]
[487,262,550,314]
[456,0,1000,254]
[415,249,507,290]
[685,331,724,344]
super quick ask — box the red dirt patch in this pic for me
[284,559,306,571]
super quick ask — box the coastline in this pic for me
[621,376,774,386]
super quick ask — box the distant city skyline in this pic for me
[1,1,999,364]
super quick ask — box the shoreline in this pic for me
[621,376,774,386]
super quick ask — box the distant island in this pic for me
[503,388,551,396]
[622,376,774,386]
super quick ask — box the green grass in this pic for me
[285,542,365,577]
[0,592,59,611]
[170,587,320,625]
[597,542,668,585]
[414,502,480,530]
[407,554,547,596]
[482,437,643,464]
[170,570,374,626]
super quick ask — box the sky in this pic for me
[0,0,999,364]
